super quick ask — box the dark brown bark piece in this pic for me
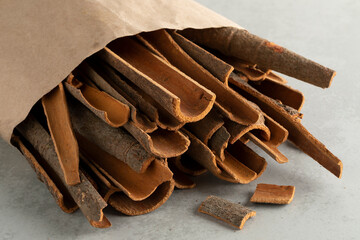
[77,133,173,201]
[77,61,157,133]
[169,31,234,84]
[41,82,80,186]
[250,183,295,204]
[11,135,78,213]
[181,27,336,88]
[208,126,230,161]
[186,108,224,144]
[65,74,130,127]
[139,29,260,126]
[67,96,155,173]
[229,73,342,177]
[16,115,110,228]
[249,79,304,111]
[198,195,256,230]
[168,159,196,189]
[99,37,215,123]
[108,180,175,216]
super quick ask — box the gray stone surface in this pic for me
[1,0,359,239]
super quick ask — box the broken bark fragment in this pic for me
[250,183,295,204]
[77,61,157,133]
[77,134,173,201]
[208,126,230,161]
[185,108,224,144]
[16,115,110,228]
[229,73,342,177]
[41,82,80,186]
[265,71,287,84]
[169,30,234,84]
[198,195,256,230]
[67,97,155,173]
[249,78,304,111]
[181,27,336,88]
[139,29,260,126]
[11,135,78,213]
[168,159,196,189]
[108,180,175,216]
[65,74,130,127]
[99,37,215,122]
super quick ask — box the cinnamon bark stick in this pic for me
[16,115,110,228]
[77,61,157,133]
[41,83,80,186]
[169,31,234,84]
[208,126,230,161]
[12,135,78,213]
[168,159,196,189]
[229,73,342,177]
[139,29,260,126]
[181,27,336,88]
[65,74,130,127]
[77,134,173,201]
[98,37,215,123]
[185,108,224,144]
[250,183,295,204]
[249,78,304,111]
[84,59,185,131]
[198,195,256,230]
[67,97,155,173]
[108,180,175,216]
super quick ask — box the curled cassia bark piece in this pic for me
[77,134,173,201]
[16,115,110,228]
[11,135,78,213]
[108,180,175,216]
[41,82,80,186]
[65,74,130,127]
[250,183,295,204]
[67,97,155,173]
[208,126,230,161]
[77,61,157,133]
[181,27,336,88]
[169,30,234,84]
[98,37,215,123]
[139,29,260,126]
[168,159,196,189]
[229,73,342,177]
[198,195,256,230]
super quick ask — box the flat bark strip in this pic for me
[99,37,215,123]
[198,195,256,230]
[208,126,230,161]
[249,79,304,111]
[168,159,196,189]
[170,31,234,84]
[181,27,336,88]
[12,135,78,213]
[186,108,224,144]
[77,134,173,201]
[108,180,175,216]
[250,183,295,204]
[41,83,80,186]
[78,61,157,133]
[16,115,110,228]
[139,29,260,126]
[67,97,155,173]
[229,73,342,177]
[65,75,130,127]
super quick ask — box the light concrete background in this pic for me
[1,0,359,239]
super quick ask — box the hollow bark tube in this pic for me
[181,27,336,88]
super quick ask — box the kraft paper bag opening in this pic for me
[0,0,240,143]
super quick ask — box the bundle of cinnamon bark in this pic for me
[11,27,342,228]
